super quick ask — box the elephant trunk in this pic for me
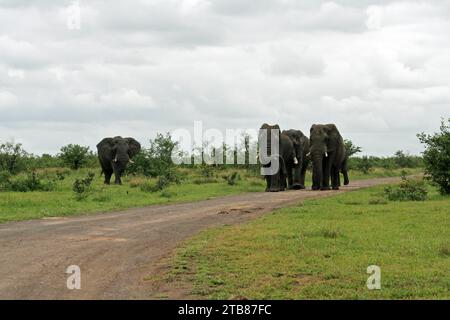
[311,153,323,190]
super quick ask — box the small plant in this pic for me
[72,172,95,200]
[384,176,428,201]
[223,172,241,186]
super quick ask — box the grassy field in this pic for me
[165,184,449,299]
[0,166,422,224]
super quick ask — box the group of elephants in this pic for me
[95,123,349,191]
[259,123,349,192]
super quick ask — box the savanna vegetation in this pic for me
[0,126,438,224]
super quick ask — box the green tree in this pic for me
[0,141,28,174]
[59,144,92,170]
[417,118,450,195]
[344,139,362,157]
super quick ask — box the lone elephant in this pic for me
[282,129,310,189]
[96,136,141,185]
[309,124,349,190]
[258,124,297,192]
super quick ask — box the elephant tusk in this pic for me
[129,159,135,164]
[325,152,328,158]
[306,152,311,157]
[113,157,118,163]
[293,157,298,165]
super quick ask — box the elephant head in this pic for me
[97,136,141,185]
[282,129,305,166]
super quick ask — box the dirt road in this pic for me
[0,177,399,299]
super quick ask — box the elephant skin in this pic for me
[309,124,349,191]
[97,136,141,185]
[259,124,297,192]
[282,129,310,190]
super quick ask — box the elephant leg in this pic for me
[331,166,340,190]
[269,173,281,192]
[299,163,307,189]
[287,166,293,189]
[341,158,350,185]
[321,157,331,190]
[265,175,271,192]
[342,170,349,185]
[104,170,113,185]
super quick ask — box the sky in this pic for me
[0,0,449,156]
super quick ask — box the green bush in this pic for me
[4,171,57,192]
[72,172,95,200]
[59,144,92,170]
[417,118,450,195]
[384,176,428,201]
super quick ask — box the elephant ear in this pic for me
[97,137,114,152]
[125,137,141,158]
[324,124,341,151]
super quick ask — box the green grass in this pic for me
[166,184,449,299]
[0,166,422,224]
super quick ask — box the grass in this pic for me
[165,184,449,299]
[0,166,422,224]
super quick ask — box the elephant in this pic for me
[96,136,141,185]
[309,124,349,190]
[258,124,297,192]
[282,129,310,189]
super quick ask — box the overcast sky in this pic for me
[1,0,449,156]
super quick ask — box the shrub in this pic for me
[199,163,214,178]
[5,171,56,192]
[417,118,450,195]
[59,144,92,170]
[355,156,372,174]
[223,172,241,186]
[384,176,428,201]
[72,172,95,200]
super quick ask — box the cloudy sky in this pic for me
[1,0,449,156]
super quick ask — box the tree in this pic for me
[59,144,91,170]
[344,139,362,157]
[0,141,28,174]
[417,118,450,195]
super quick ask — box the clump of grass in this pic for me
[129,177,148,188]
[160,190,176,198]
[438,244,450,257]
[192,178,219,185]
[320,227,341,239]
[368,198,388,205]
